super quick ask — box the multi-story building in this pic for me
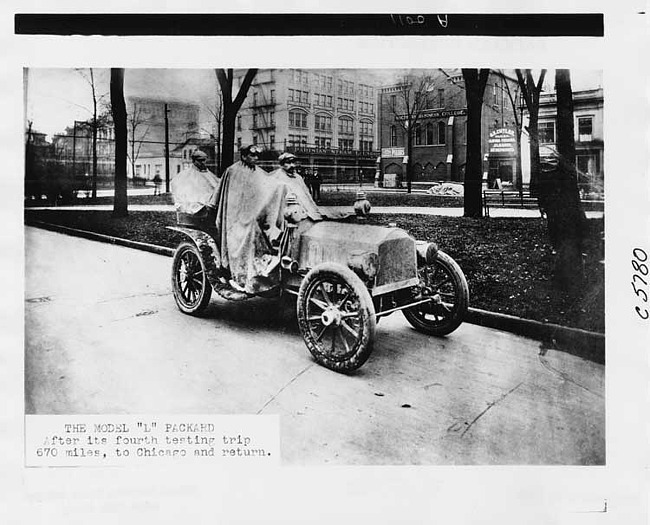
[126,97,205,180]
[234,68,380,182]
[534,88,604,192]
[378,69,519,186]
[52,115,116,184]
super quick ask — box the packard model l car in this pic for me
[169,202,469,373]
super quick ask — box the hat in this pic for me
[278,152,297,165]
[240,145,263,156]
[191,149,208,160]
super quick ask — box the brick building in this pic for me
[378,69,519,187]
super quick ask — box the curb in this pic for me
[26,220,605,364]
[465,308,604,364]
[26,220,175,257]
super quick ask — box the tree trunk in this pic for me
[406,127,413,193]
[90,69,98,201]
[111,68,128,217]
[515,132,523,192]
[544,69,587,291]
[462,69,490,218]
[528,108,541,197]
[216,68,257,170]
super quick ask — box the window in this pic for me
[177,165,181,174]
[338,117,354,135]
[237,137,242,149]
[390,125,397,147]
[315,136,331,149]
[270,134,275,149]
[135,164,141,177]
[426,123,434,145]
[289,110,308,128]
[252,113,258,128]
[539,121,555,144]
[338,79,343,94]
[237,115,242,131]
[288,89,295,102]
[414,124,422,145]
[578,116,593,141]
[360,121,373,136]
[438,89,444,108]
[253,92,258,106]
[437,121,446,145]
[269,111,275,126]
[338,138,354,151]
[288,134,308,147]
[252,135,258,146]
[270,89,275,103]
[359,140,373,152]
[315,114,332,132]
[390,94,396,108]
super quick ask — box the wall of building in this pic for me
[378,69,518,185]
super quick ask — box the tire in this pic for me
[171,241,212,315]
[403,250,469,336]
[297,263,376,373]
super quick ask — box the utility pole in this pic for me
[164,103,170,193]
[72,121,77,181]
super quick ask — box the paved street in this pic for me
[25,226,605,465]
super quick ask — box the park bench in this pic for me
[482,189,541,217]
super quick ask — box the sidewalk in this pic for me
[27,203,605,219]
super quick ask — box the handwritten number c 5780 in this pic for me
[631,282,648,302]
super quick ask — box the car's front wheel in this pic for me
[403,250,469,335]
[297,263,376,373]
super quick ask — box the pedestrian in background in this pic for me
[311,169,322,203]
[153,173,162,196]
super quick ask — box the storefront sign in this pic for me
[395,108,467,122]
[381,147,405,158]
[488,128,516,157]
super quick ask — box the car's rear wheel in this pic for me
[171,241,212,315]
[403,250,469,335]
[297,263,376,373]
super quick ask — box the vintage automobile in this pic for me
[169,197,469,373]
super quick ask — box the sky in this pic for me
[25,68,603,140]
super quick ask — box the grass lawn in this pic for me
[25,208,605,333]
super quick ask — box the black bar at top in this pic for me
[15,13,603,37]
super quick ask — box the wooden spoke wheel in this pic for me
[171,242,212,315]
[297,263,376,373]
[403,250,469,336]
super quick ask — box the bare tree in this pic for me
[515,69,547,197]
[386,72,437,193]
[111,68,128,217]
[127,101,150,181]
[201,88,224,175]
[215,69,257,169]
[461,68,490,217]
[76,68,108,201]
